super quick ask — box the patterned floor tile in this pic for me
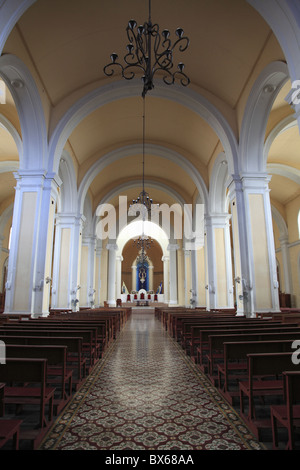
[39,311,265,451]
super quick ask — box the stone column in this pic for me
[148,265,154,291]
[131,264,137,292]
[5,171,61,316]
[51,213,85,311]
[279,235,292,295]
[116,255,123,298]
[107,243,118,306]
[228,174,280,316]
[95,241,103,307]
[168,243,178,305]
[162,255,169,302]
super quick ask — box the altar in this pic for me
[121,288,164,304]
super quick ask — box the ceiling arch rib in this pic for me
[91,179,194,241]
[78,143,209,215]
[49,80,238,179]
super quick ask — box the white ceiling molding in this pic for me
[267,163,300,185]
[48,79,239,178]
[77,143,209,215]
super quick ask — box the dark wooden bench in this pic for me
[5,344,72,413]
[216,336,300,404]
[180,317,266,350]
[0,327,96,370]
[206,326,300,381]
[0,383,22,450]
[194,325,300,371]
[0,334,86,388]
[0,358,56,430]
[183,319,281,356]
[271,371,300,450]
[239,352,300,439]
[24,319,108,357]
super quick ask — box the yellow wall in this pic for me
[13,192,37,312]
[249,194,272,310]
[197,247,206,306]
[57,228,70,307]
[214,228,227,307]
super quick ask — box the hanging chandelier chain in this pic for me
[103,0,190,98]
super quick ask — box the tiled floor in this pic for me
[40,309,264,450]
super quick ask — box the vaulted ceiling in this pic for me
[0,0,298,222]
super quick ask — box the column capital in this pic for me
[106,243,118,251]
[167,243,179,251]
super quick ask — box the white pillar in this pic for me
[228,175,280,316]
[5,171,61,316]
[131,264,137,292]
[190,247,199,308]
[184,249,190,307]
[204,216,217,310]
[82,236,96,308]
[162,255,169,302]
[168,243,178,305]
[148,265,154,291]
[107,243,118,306]
[116,255,123,298]
[51,213,85,311]
[95,241,103,307]
[205,214,234,310]
[279,235,293,295]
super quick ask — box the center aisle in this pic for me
[40,309,264,451]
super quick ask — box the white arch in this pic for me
[0,113,23,162]
[0,54,47,170]
[264,115,297,167]
[92,178,193,239]
[58,150,77,213]
[267,163,300,186]
[208,152,230,214]
[78,143,209,215]
[239,61,289,174]
[248,0,300,80]
[49,80,239,177]
[0,203,14,236]
[271,205,289,239]
[116,219,169,258]
[0,0,36,55]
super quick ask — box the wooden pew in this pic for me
[0,335,86,388]
[5,344,72,413]
[193,325,300,370]
[0,327,96,371]
[0,383,22,450]
[23,319,108,357]
[239,352,300,440]
[271,371,300,450]
[216,335,300,404]
[183,319,281,355]
[206,325,300,381]
[0,358,56,430]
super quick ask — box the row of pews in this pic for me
[155,306,300,450]
[0,307,131,450]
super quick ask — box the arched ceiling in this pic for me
[0,0,299,225]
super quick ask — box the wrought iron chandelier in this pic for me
[103,0,190,98]
[133,233,153,250]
